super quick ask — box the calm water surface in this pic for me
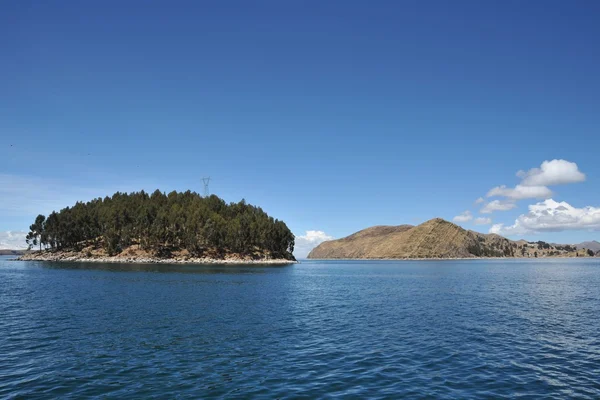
[1,256,600,399]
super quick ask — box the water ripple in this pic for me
[1,257,600,398]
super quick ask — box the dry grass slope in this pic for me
[308,218,591,259]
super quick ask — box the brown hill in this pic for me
[307,218,591,259]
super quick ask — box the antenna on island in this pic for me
[202,177,211,197]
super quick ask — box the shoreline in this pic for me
[305,256,596,261]
[17,253,298,265]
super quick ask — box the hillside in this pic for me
[577,241,600,252]
[19,190,296,263]
[308,218,595,259]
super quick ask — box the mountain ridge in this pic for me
[576,241,600,252]
[308,218,597,259]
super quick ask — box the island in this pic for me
[308,218,597,259]
[19,190,296,264]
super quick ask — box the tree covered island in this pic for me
[21,190,296,264]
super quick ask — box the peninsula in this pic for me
[0,249,27,256]
[308,218,597,259]
[18,190,296,264]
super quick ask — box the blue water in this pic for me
[1,256,600,399]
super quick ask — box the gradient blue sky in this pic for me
[1,1,600,254]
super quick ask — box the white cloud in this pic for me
[474,197,485,204]
[486,184,552,200]
[0,231,28,250]
[489,224,505,235]
[481,200,517,214]
[294,230,334,259]
[453,210,473,223]
[518,159,586,187]
[489,199,600,236]
[474,217,492,225]
[483,159,585,206]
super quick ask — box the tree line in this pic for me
[26,190,295,259]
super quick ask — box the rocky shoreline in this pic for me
[17,252,297,265]
[307,255,595,261]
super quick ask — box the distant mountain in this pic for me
[308,218,592,259]
[577,241,600,252]
[0,249,27,256]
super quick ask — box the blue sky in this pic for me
[1,1,600,255]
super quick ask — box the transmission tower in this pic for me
[202,177,211,196]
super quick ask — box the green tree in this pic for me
[587,249,595,257]
[26,214,46,250]
[28,190,295,260]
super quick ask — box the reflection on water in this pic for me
[33,260,294,275]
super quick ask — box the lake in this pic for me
[1,256,599,398]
